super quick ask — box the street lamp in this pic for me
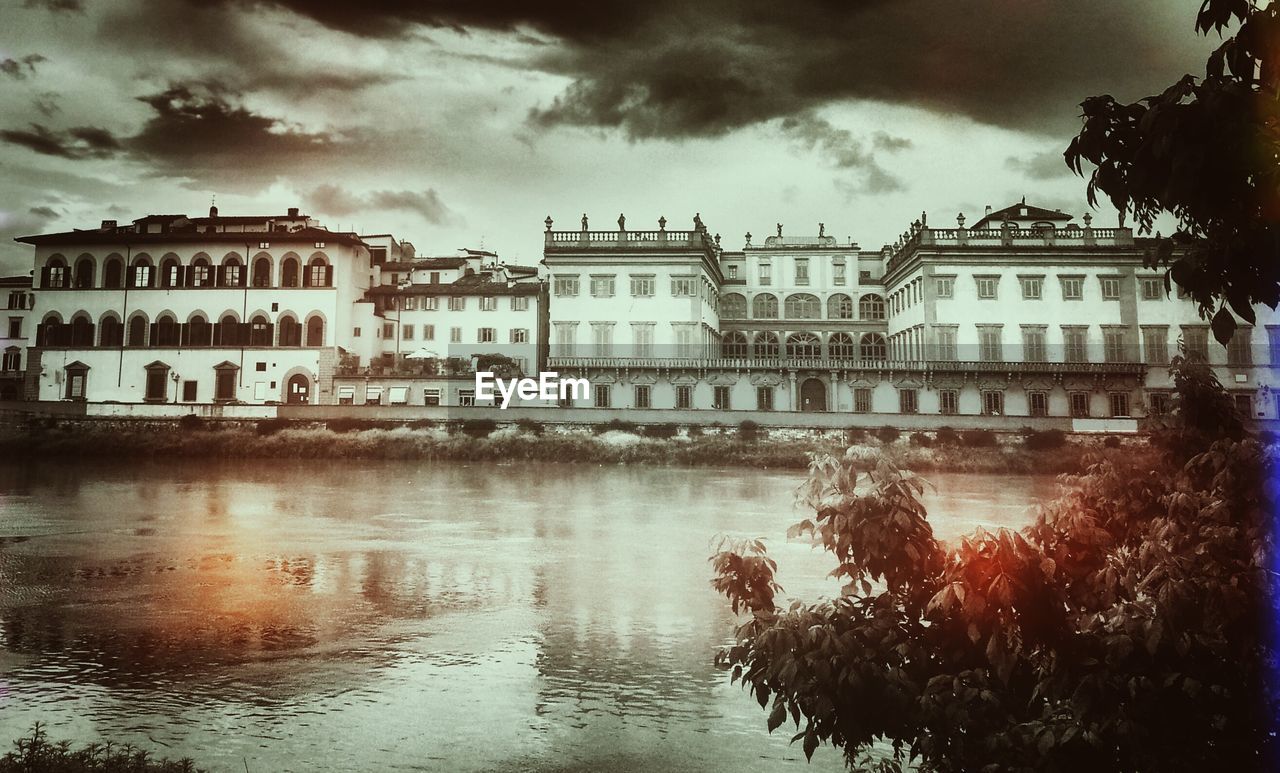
[171,371,180,404]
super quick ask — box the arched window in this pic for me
[786,332,821,359]
[38,313,66,346]
[753,331,780,358]
[752,293,778,319]
[249,314,272,346]
[69,314,94,347]
[221,256,244,287]
[722,331,748,358]
[860,333,887,361]
[127,314,148,346]
[160,256,182,288]
[186,314,210,347]
[1,347,19,373]
[129,258,154,289]
[305,256,330,287]
[278,315,301,347]
[784,293,821,319]
[42,256,68,289]
[190,257,212,288]
[103,257,123,289]
[99,314,122,347]
[215,313,240,346]
[305,315,325,347]
[721,293,747,319]
[281,257,300,288]
[829,332,855,359]
[74,256,94,289]
[154,314,179,347]
[252,256,272,287]
[859,294,885,321]
[827,293,854,320]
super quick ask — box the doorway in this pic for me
[800,378,827,412]
[286,374,311,405]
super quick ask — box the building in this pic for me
[1,275,34,401]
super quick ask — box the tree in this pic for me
[711,359,1277,771]
[1064,0,1279,343]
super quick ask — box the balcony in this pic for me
[544,229,715,252]
[547,356,1147,375]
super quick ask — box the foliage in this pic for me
[934,427,961,447]
[1064,0,1279,343]
[593,418,640,435]
[325,417,381,433]
[909,431,934,448]
[253,417,291,436]
[459,418,498,438]
[1023,429,1067,451]
[711,361,1278,771]
[177,414,203,432]
[642,423,679,439]
[739,420,762,442]
[845,427,868,445]
[514,417,544,435]
[474,352,523,378]
[0,724,200,772]
[961,429,998,448]
[874,426,901,444]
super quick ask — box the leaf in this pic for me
[767,701,786,733]
[1211,306,1237,345]
[803,729,819,761]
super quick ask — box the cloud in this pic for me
[1,54,48,79]
[781,113,906,196]
[305,184,457,225]
[22,0,82,12]
[28,205,59,218]
[1005,150,1074,180]
[0,124,122,159]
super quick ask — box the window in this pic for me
[1028,391,1049,417]
[935,277,954,298]
[833,262,846,285]
[977,326,1003,362]
[1,348,19,372]
[403,296,417,311]
[383,323,395,339]
[594,384,611,408]
[474,327,494,343]
[981,390,1004,416]
[590,276,615,297]
[727,265,739,279]
[784,294,820,319]
[899,388,919,414]
[754,332,779,358]
[794,258,809,285]
[786,332,820,359]
[627,275,655,297]
[223,261,243,287]
[423,388,441,406]
[1104,329,1129,363]
[1227,330,1253,365]
[722,331,748,358]
[976,276,999,299]
[353,327,362,338]
[634,385,651,408]
[1182,327,1209,362]
[65,367,86,400]
[939,389,959,415]
[1232,393,1253,417]
[130,263,153,289]
[1100,276,1122,300]
[1148,392,1171,416]
[554,276,579,296]
[1022,327,1047,362]
[1060,276,1084,301]
[1143,327,1169,365]
[429,272,440,285]
[752,294,778,319]
[7,317,20,339]
[510,328,528,344]
[828,332,855,359]
[853,388,872,413]
[827,294,854,319]
[756,386,774,411]
[671,276,697,297]
[1269,327,1280,365]
[145,363,169,402]
[458,389,475,407]
[591,323,613,355]
[676,385,693,409]
[512,296,529,311]
[448,296,465,311]
[713,385,731,410]
[450,327,462,343]
[674,324,696,358]
[1140,277,1164,300]
[421,324,434,341]
[632,323,654,357]
[1109,392,1131,417]
[935,327,958,361]
[1019,276,1043,300]
[554,322,577,356]
[423,297,439,311]
[402,324,415,341]
[1063,327,1089,363]
[859,294,885,320]
[860,334,887,361]
[214,367,237,401]
[721,294,748,318]
[1069,391,1091,417]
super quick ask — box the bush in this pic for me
[874,425,901,444]
[0,724,201,772]
[845,427,868,445]
[935,426,961,447]
[460,418,498,438]
[178,414,204,431]
[909,431,934,448]
[593,418,640,435]
[687,425,703,438]
[326,417,380,433]
[961,429,998,447]
[643,423,679,439]
[1023,428,1067,451]
[1257,429,1275,444]
[405,419,436,430]
[1103,435,1123,448]
[738,420,761,442]
[255,418,291,436]
[514,418,544,436]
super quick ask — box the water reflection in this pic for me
[0,459,1051,772]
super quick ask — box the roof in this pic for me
[366,276,541,297]
[970,201,1075,230]
[382,257,470,271]
[15,225,365,248]
[503,264,539,274]
[0,275,33,287]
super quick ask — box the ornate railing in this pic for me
[544,230,713,250]
[547,356,1147,374]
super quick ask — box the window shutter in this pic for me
[266,323,275,346]
[215,265,225,287]
[324,265,333,287]
[145,268,155,289]
[237,267,247,287]
[302,267,312,287]
[239,322,251,346]
[35,323,45,346]
[40,267,51,288]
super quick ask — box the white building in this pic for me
[1,275,34,401]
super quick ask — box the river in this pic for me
[0,460,1059,772]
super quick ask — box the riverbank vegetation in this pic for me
[1,724,200,773]
[0,415,1136,474]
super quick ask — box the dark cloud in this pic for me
[0,124,122,159]
[32,92,60,117]
[1,54,48,79]
[28,205,59,219]
[23,0,82,11]
[1005,150,1074,180]
[305,184,457,225]
[781,113,905,196]
[872,133,912,153]
[197,0,1207,139]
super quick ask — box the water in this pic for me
[0,460,1059,772]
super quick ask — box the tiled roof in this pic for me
[970,202,1074,230]
[15,225,364,247]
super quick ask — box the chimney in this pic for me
[209,204,218,217]
[287,207,300,217]
[984,205,992,217]
[100,219,117,230]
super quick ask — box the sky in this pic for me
[0,0,1220,275]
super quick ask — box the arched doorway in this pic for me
[800,378,827,412]
[286,374,311,404]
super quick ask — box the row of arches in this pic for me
[721,331,888,361]
[36,310,327,348]
[720,293,885,321]
[41,252,333,290]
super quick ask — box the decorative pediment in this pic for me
[845,373,879,388]
[670,373,700,385]
[930,373,966,389]
[891,374,924,389]
[63,361,90,372]
[1062,375,1098,391]
[1019,376,1056,391]
[749,373,783,387]
[976,375,1009,391]
[629,371,658,385]
[144,360,170,371]
[707,372,739,386]
[589,371,618,384]
[213,361,239,371]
